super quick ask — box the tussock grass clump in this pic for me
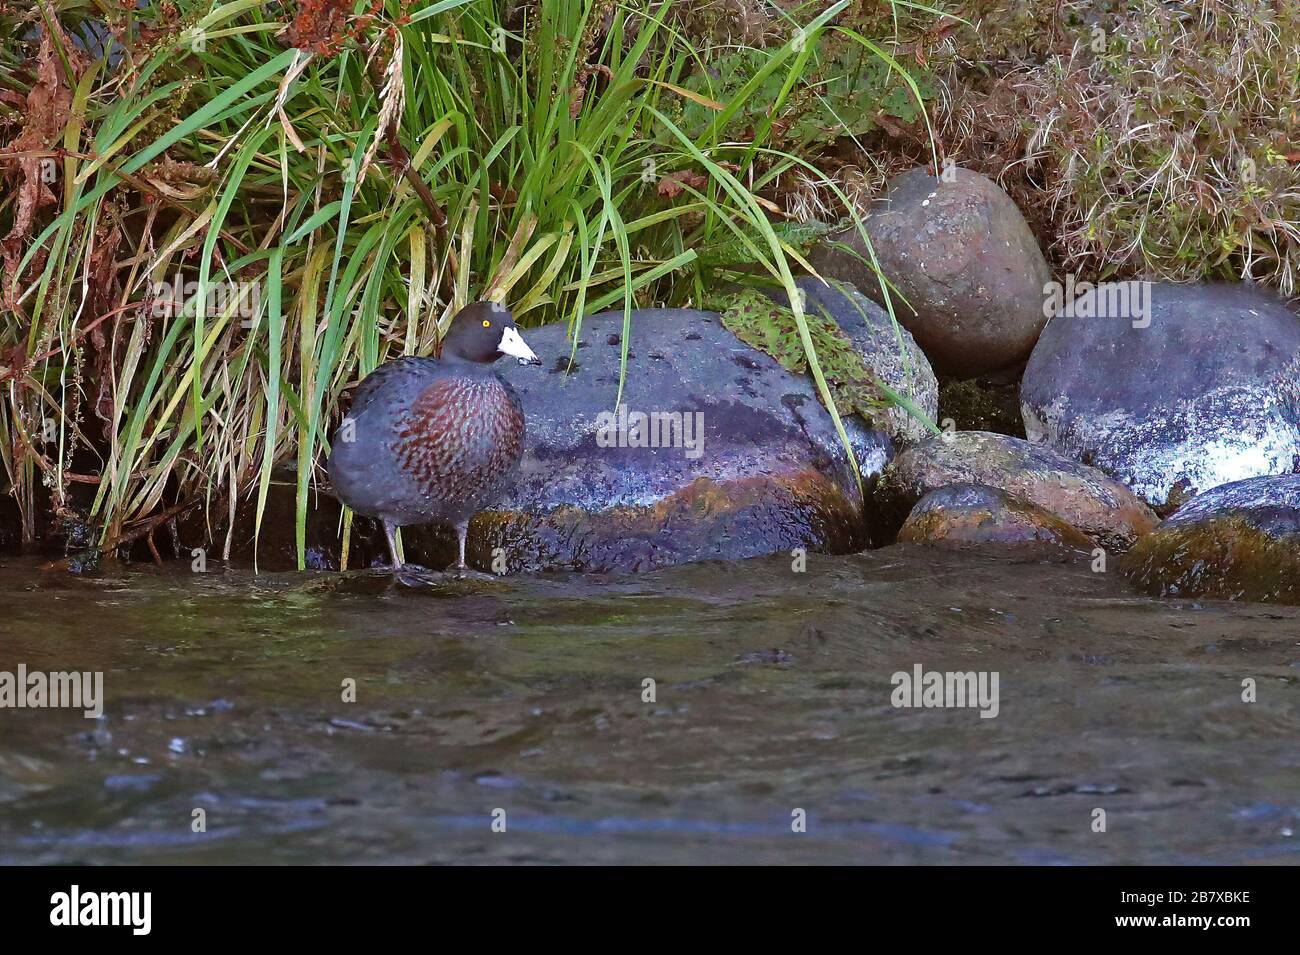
[1039,1,1300,291]
[773,1,1300,296]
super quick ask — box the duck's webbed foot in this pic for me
[394,564,444,587]
[382,521,440,585]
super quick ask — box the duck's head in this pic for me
[441,300,541,365]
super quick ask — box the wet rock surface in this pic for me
[1022,281,1300,509]
[873,431,1158,550]
[898,482,1094,550]
[1121,474,1300,604]
[763,276,938,445]
[810,165,1052,378]
[365,308,900,573]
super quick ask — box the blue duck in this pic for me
[328,301,541,576]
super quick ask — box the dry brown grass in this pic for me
[935,0,1300,291]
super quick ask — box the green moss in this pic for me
[710,287,889,425]
[1120,517,1300,605]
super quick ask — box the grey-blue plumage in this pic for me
[327,302,540,574]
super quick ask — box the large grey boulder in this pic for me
[810,165,1052,378]
[1022,281,1300,510]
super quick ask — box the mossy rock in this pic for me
[709,276,939,445]
[715,285,888,424]
[1120,475,1300,604]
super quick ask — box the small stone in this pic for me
[898,482,1094,549]
[873,431,1157,550]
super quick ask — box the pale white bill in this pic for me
[498,324,541,364]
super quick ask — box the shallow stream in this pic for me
[2,546,1297,864]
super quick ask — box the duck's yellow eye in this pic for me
[482,319,492,328]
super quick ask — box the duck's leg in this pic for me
[454,521,469,572]
[384,521,440,586]
[383,520,403,570]
[447,521,493,580]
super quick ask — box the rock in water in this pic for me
[1022,281,1300,509]
[810,165,1052,378]
[1120,474,1300,604]
[873,431,1157,550]
[398,308,900,573]
[898,483,1095,550]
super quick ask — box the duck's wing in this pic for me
[345,356,441,418]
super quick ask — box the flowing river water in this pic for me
[1,545,1298,864]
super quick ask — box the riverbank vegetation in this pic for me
[1,0,1295,565]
